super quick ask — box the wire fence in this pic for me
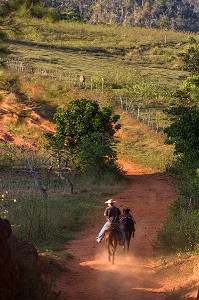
[118,97,169,133]
[6,58,105,90]
[6,57,170,134]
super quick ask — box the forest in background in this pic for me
[44,0,199,31]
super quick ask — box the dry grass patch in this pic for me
[155,254,199,299]
[116,110,174,172]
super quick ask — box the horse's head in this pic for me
[123,208,131,214]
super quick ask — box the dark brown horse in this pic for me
[120,208,135,252]
[103,224,120,264]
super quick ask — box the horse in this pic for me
[103,224,120,264]
[120,208,135,252]
[79,75,86,88]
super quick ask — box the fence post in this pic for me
[120,97,123,110]
[102,77,104,90]
[126,98,128,113]
[91,76,93,90]
[116,71,118,85]
[137,104,140,120]
[155,112,159,133]
[148,109,151,125]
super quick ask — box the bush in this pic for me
[45,8,61,23]
[30,5,47,19]
[0,74,21,92]
[156,208,199,252]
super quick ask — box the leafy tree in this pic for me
[44,99,121,172]
[0,0,47,64]
[161,41,199,251]
[0,1,21,64]
[179,39,199,76]
[180,75,199,105]
[164,105,199,161]
[44,0,199,30]
[177,40,199,106]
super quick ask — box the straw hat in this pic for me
[105,199,116,204]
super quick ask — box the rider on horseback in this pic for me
[96,199,125,244]
[120,208,136,240]
[120,208,136,228]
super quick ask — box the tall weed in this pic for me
[2,170,127,248]
[157,209,199,252]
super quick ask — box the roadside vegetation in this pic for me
[156,39,199,254]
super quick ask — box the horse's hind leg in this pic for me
[112,249,115,264]
[108,246,111,262]
[127,239,130,252]
[122,240,126,252]
[108,253,111,262]
[112,243,118,264]
[126,232,131,252]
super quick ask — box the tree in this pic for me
[178,39,199,106]
[161,39,199,252]
[180,75,199,105]
[164,105,199,161]
[0,0,46,64]
[179,39,199,76]
[164,39,199,161]
[44,99,121,172]
[0,144,50,199]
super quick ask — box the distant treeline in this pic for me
[44,0,199,31]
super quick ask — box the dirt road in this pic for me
[54,160,176,300]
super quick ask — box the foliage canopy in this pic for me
[164,105,199,161]
[45,99,121,172]
[179,40,199,76]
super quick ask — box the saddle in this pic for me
[106,224,120,233]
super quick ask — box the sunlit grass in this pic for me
[116,110,174,172]
[1,166,127,248]
[16,19,198,51]
[7,18,195,102]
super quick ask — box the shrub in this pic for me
[156,209,199,252]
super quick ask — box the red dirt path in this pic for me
[53,160,177,300]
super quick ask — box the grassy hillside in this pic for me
[6,19,199,108]
[3,19,194,170]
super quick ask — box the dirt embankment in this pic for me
[0,93,54,147]
[49,160,198,300]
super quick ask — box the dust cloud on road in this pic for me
[54,160,176,300]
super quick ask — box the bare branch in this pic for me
[54,169,73,194]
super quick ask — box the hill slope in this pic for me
[0,91,54,147]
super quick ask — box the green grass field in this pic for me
[7,18,198,108]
